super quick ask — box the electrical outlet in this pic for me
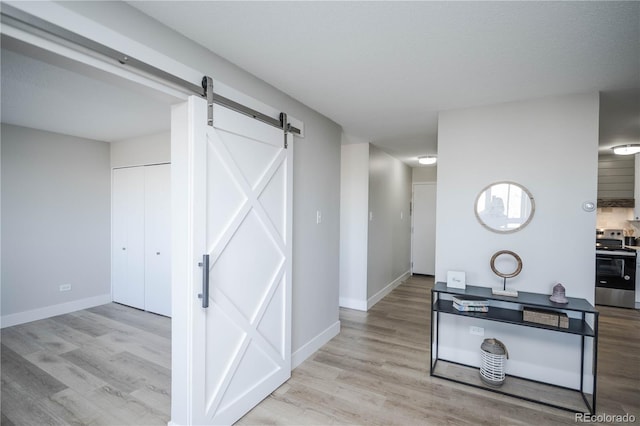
[469,326,484,336]
[59,284,72,292]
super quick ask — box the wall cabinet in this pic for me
[112,164,171,316]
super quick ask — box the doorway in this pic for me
[411,183,437,275]
[1,32,177,425]
[0,36,177,324]
[2,7,299,422]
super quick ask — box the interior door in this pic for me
[112,167,146,309]
[144,163,172,316]
[189,97,293,424]
[412,183,437,275]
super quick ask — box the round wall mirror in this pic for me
[475,181,535,233]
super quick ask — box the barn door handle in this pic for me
[198,254,210,308]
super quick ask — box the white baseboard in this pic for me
[1,294,112,328]
[339,297,367,311]
[291,320,340,369]
[339,270,411,312]
[367,270,411,310]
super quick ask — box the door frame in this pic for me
[3,5,304,425]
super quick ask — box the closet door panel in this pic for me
[112,167,145,309]
[144,164,171,316]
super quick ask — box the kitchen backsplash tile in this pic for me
[596,207,634,231]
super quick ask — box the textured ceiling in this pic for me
[1,42,172,143]
[130,1,640,163]
[1,2,638,159]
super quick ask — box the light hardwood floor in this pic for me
[241,276,639,425]
[2,275,639,425]
[1,303,171,425]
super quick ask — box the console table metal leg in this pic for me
[592,312,599,414]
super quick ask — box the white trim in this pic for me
[291,320,341,369]
[1,25,190,102]
[339,270,411,312]
[1,294,112,328]
[168,100,193,426]
[339,297,367,311]
[4,0,203,89]
[367,270,411,310]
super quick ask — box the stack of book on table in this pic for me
[452,295,489,313]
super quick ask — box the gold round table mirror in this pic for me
[490,250,522,278]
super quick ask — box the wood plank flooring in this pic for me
[2,275,639,425]
[1,304,171,425]
[240,275,640,425]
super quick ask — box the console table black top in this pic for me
[433,282,597,314]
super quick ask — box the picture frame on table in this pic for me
[447,270,466,289]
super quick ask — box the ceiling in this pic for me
[1,1,639,162]
[129,1,640,163]
[0,38,173,143]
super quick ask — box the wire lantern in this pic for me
[480,338,509,387]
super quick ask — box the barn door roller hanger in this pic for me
[201,76,300,144]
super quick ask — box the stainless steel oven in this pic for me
[595,237,636,308]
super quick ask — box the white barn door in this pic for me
[188,96,293,424]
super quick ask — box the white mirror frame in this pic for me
[474,181,535,234]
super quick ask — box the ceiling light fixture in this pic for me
[612,144,640,155]
[418,155,437,165]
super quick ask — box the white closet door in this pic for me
[144,164,172,316]
[112,167,145,309]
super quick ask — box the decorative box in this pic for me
[523,307,569,328]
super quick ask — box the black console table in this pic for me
[430,282,598,414]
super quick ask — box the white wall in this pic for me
[412,165,437,183]
[111,131,170,168]
[51,1,342,363]
[339,143,413,310]
[367,145,412,302]
[1,124,111,326]
[436,93,599,389]
[339,143,369,310]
